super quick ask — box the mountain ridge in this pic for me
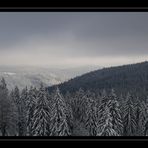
[48,61,148,100]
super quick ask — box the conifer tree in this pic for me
[32,84,51,136]
[108,89,123,136]
[13,86,26,136]
[26,86,37,136]
[64,92,74,134]
[0,78,17,136]
[20,87,28,135]
[71,88,86,121]
[123,92,137,136]
[50,87,70,136]
[85,97,98,136]
[98,89,108,127]
[97,104,118,136]
[135,100,147,136]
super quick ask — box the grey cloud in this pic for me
[0,12,148,67]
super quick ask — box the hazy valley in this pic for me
[0,65,99,90]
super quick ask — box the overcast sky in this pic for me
[0,12,148,68]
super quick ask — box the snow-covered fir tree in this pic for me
[26,86,37,136]
[85,96,98,136]
[19,87,28,135]
[97,89,109,130]
[0,78,17,136]
[32,84,51,136]
[98,89,109,113]
[12,86,27,136]
[107,89,123,136]
[135,100,147,136]
[9,90,18,136]
[123,92,137,136]
[50,87,70,136]
[71,88,86,121]
[97,104,118,136]
[64,92,74,134]
[21,87,28,105]
[144,97,148,136]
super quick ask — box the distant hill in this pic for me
[49,61,148,99]
[0,65,99,90]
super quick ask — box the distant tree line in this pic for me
[0,77,148,136]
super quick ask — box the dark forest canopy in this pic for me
[49,61,148,100]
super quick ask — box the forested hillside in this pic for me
[49,61,148,100]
